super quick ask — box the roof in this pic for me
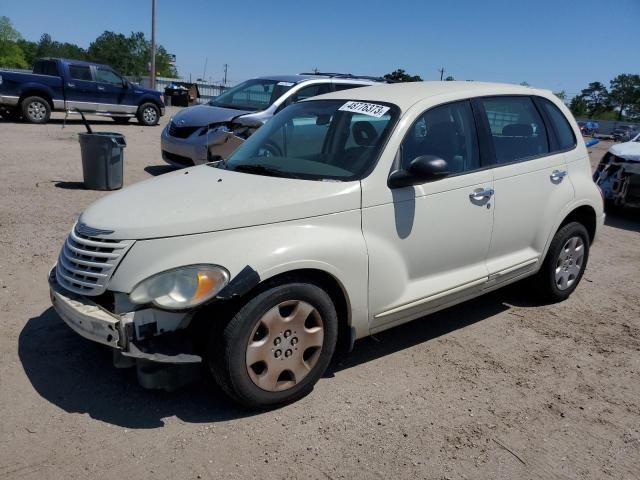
[254,74,380,84]
[40,57,111,68]
[308,81,553,112]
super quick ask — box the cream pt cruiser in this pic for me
[49,82,604,408]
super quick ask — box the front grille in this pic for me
[162,150,194,166]
[56,224,134,296]
[167,121,200,139]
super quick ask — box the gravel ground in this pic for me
[0,110,639,480]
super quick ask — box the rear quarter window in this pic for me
[33,61,59,77]
[538,98,577,151]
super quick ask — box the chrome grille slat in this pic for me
[56,224,134,296]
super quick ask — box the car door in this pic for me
[363,99,495,332]
[64,64,98,112]
[93,66,137,115]
[474,95,575,285]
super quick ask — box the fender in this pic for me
[108,210,370,339]
[17,82,58,105]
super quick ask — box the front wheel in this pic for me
[534,222,590,302]
[208,282,338,409]
[21,96,51,124]
[137,102,160,126]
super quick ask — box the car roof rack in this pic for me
[298,72,393,83]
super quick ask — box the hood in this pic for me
[170,104,252,127]
[79,166,361,240]
[609,141,640,162]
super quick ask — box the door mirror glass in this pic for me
[388,155,449,188]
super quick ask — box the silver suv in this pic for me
[161,73,387,166]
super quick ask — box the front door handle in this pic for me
[550,170,567,182]
[97,85,105,91]
[67,82,76,88]
[469,187,494,202]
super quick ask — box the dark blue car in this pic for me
[0,58,165,125]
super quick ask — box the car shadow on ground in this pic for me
[144,164,180,176]
[53,181,87,190]
[19,284,538,428]
[604,208,640,233]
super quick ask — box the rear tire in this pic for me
[208,282,338,409]
[21,96,51,124]
[534,222,590,302]
[137,102,159,126]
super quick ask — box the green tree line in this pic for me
[568,75,640,121]
[0,16,177,78]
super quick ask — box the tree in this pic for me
[444,76,455,81]
[88,31,177,77]
[519,81,530,87]
[384,69,422,82]
[569,96,588,117]
[553,90,567,102]
[609,74,640,120]
[0,16,28,68]
[580,81,610,118]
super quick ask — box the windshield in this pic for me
[220,100,399,181]
[209,79,294,111]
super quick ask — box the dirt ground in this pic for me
[0,109,639,480]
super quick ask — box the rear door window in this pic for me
[290,83,332,102]
[69,65,93,82]
[480,96,549,164]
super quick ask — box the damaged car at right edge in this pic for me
[594,132,640,208]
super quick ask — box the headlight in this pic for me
[129,265,229,310]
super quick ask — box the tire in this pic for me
[137,102,160,126]
[208,282,338,409]
[112,117,130,124]
[21,96,51,124]
[534,222,590,302]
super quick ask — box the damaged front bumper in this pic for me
[594,152,640,208]
[49,268,202,366]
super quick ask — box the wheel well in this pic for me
[19,91,53,110]
[558,205,596,243]
[138,99,161,112]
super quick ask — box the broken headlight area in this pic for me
[594,152,640,208]
[199,121,259,140]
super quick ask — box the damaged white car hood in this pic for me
[609,140,640,162]
[79,165,361,240]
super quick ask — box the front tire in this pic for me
[21,96,51,124]
[137,102,159,126]
[534,222,590,302]
[208,282,338,409]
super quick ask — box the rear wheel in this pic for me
[137,102,159,126]
[534,222,590,302]
[208,282,338,409]
[21,96,51,124]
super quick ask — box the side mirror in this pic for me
[388,155,449,188]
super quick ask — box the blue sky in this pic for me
[2,0,638,96]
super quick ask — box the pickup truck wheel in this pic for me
[137,103,159,126]
[534,222,590,302]
[21,96,51,124]
[112,117,130,124]
[208,282,338,409]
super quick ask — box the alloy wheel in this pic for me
[555,236,585,290]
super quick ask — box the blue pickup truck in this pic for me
[0,58,165,125]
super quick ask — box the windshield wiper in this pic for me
[232,164,303,179]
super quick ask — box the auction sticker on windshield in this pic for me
[339,101,390,118]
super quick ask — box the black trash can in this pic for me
[78,132,126,190]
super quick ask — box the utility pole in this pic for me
[438,66,445,81]
[223,64,228,85]
[150,0,157,89]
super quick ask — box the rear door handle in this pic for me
[550,170,567,182]
[469,187,494,203]
[67,82,76,88]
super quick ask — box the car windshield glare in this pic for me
[209,79,294,111]
[221,100,399,181]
